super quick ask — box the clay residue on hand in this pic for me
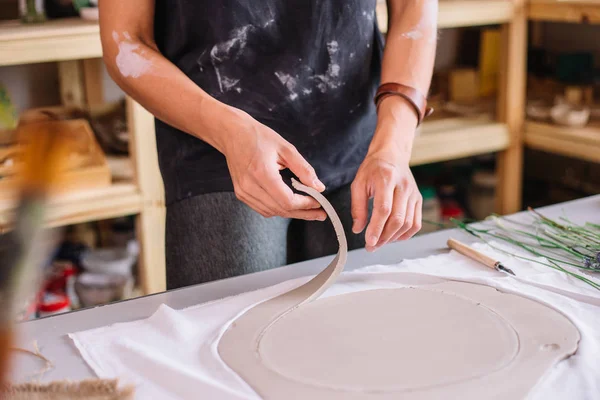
[112,31,153,78]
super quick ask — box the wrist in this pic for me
[195,98,249,155]
[368,97,417,164]
[377,95,419,129]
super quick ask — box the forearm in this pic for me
[102,34,240,154]
[370,0,438,157]
[382,0,437,93]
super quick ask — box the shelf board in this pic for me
[0,18,101,66]
[377,0,514,33]
[528,0,600,24]
[524,121,600,163]
[1,0,517,66]
[0,183,143,231]
[411,117,510,166]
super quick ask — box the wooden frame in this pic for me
[496,0,528,214]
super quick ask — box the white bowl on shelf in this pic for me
[81,240,138,276]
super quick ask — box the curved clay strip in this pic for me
[218,178,347,349]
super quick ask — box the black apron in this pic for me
[154,0,383,204]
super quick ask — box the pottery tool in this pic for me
[447,238,516,276]
[0,121,69,385]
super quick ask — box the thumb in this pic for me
[280,144,326,192]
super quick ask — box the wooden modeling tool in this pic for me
[447,238,516,276]
[0,121,69,386]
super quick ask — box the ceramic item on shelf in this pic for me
[81,240,138,277]
[550,103,590,127]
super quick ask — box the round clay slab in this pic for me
[258,288,518,391]
[219,279,580,400]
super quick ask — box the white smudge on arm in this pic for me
[112,31,153,78]
[393,0,438,43]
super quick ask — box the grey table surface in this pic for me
[10,195,600,384]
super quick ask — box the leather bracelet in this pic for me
[374,82,434,126]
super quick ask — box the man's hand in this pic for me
[223,108,327,221]
[351,98,423,251]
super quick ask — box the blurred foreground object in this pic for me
[0,120,70,385]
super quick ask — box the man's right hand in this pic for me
[222,108,327,221]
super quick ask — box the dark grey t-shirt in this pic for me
[154,0,383,205]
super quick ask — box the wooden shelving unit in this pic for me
[0,183,142,230]
[412,117,510,166]
[0,18,101,65]
[0,18,164,295]
[0,0,527,294]
[525,2,600,165]
[525,122,600,163]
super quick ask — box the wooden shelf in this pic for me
[377,0,515,33]
[524,121,600,163]
[411,117,510,165]
[0,18,101,66]
[528,0,600,24]
[0,0,518,66]
[0,183,143,231]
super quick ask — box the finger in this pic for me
[389,191,415,241]
[263,169,321,211]
[285,208,327,221]
[376,187,409,247]
[365,178,394,250]
[280,144,326,192]
[396,195,423,241]
[350,177,369,234]
[252,181,326,221]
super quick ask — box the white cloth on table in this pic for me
[69,242,600,400]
